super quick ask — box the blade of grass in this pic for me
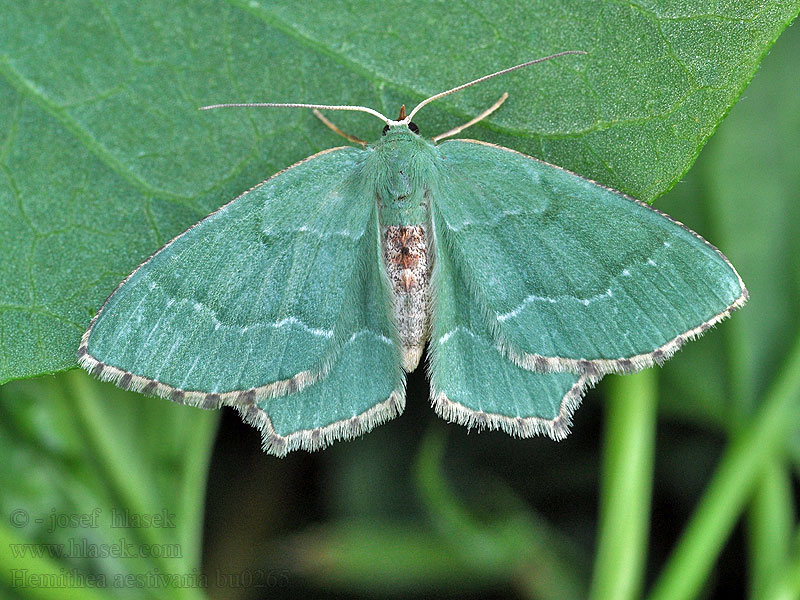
[590,369,657,600]
[648,331,800,600]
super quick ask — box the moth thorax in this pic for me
[383,225,431,371]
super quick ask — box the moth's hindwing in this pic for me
[428,209,592,440]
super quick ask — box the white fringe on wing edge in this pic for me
[431,373,597,441]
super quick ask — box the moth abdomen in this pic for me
[383,224,432,371]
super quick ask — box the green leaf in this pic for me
[0,370,216,599]
[0,0,797,383]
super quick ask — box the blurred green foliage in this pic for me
[1,2,800,600]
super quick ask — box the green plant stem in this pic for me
[590,369,658,600]
[762,527,800,600]
[648,332,800,600]
[748,460,795,600]
[176,411,218,572]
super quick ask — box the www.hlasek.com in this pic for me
[9,538,182,559]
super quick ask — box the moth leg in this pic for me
[432,92,509,142]
[313,109,367,147]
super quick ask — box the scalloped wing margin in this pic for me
[428,206,594,439]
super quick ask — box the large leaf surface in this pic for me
[0,0,797,383]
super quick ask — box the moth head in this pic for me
[382,106,420,136]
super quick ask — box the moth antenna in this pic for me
[406,51,587,122]
[433,92,509,142]
[313,109,367,146]
[199,102,392,125]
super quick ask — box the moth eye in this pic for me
[382,123,420,136]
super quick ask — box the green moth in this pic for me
[78,53,747,457]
